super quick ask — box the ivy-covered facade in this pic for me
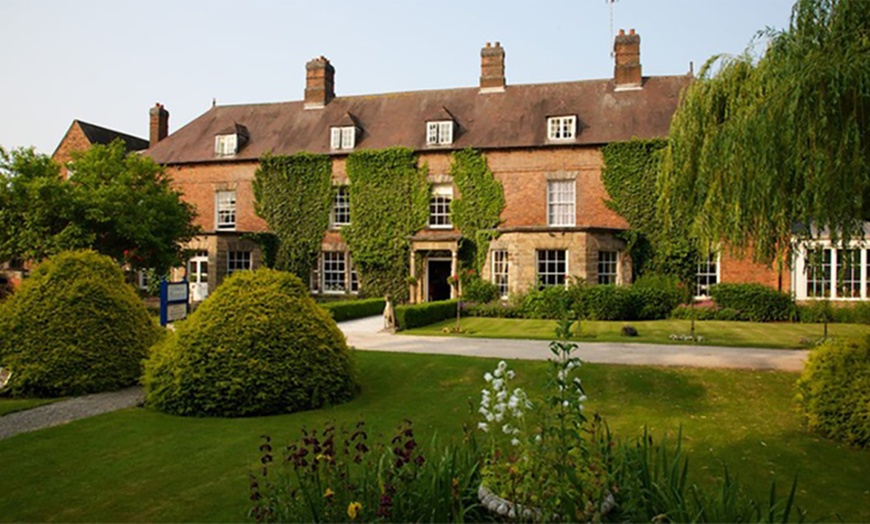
[145,32,692,303]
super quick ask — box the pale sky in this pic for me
[0,0,795,155]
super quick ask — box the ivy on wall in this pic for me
[601,139,697,282]
[252,153,332,281]
[343,148,429,302]
[450,148,505,272]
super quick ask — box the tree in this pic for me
[658,0,870,276]
[0,140,199,274]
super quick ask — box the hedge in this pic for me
[796,336,870,447]
[321,298,386,322]
[395,300,458,330]
[0,250,159,397]
[144,269,357,417]
[709,283,794,322]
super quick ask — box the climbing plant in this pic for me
[450,148,505,272]
[343,148,429,302]
[252,153,332,281]
[601,139,697,282]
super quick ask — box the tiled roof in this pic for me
[147,75,690,165]
[76,120,149,152]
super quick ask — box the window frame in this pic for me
[322,251,347,294]
[214,134,238,157]
[330,126,356,150]
[695,252,720,298]
[491,249,509,299]
[227,250,251,275]
[215,190,236,231]
[426,120,454,146]
[428,184,453,229]
[535,249,568,288]
[547,115,577,141]
[597,251,618,285]
[547,179,576,227]
[330,186,351,228]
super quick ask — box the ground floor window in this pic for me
[312,251,358,294]
[491,250,509,298]
[696,253,719,297]
[598,251,617,285]
[536,249,567,287]
[797,245,870,300]
[227,251,251,275]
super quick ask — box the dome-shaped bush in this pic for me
[796,336,870,447]
[144,269,357,417]
[0,250,160,397]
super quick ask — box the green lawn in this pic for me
[0,351,867,522]
[0,397,59,416]
[404,317,870,349]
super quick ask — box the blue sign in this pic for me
[159,278,189,326]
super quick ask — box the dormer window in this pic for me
[426,121,454,146]
[330,126,356,150]
[547,115,577,141]
[215,134,238,157]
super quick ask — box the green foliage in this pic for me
[671,304,742,321]
[320,298,385,322]
[460,271,499,304]
[0,250,159,397]
[144,269,357,417]
[517,279,679,321]
[250,421,485,523]
[659,0,870,271]
[253,153,333,280]
[796,301,870,324]
[710,283,795,322]
[796,336,870,447]
[395,300,458,330]
[0,142,198,274]
[342,148,429,302]
[240,233,280,269]
[520,284,576,319]
[449,149,505,272]
[462,301,524,319]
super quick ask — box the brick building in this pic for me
[53,119,149,178]
[145,29,862,304]
[145,29,694,303]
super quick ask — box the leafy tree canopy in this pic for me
[0,140,198,273]
[658,0,870,271]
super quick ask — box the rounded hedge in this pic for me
[796,337,870,447]
[0,250,160,397]
[144,269,357,417]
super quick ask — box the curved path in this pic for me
[341,316,808,372]
[0,316,807,441]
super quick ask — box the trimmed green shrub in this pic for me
[463,301,524,318]
[0,250,159,397]
[144,269,357,417]
[670,304,741,321]
[395,300,458,330]
[633,274,683,320]
[796,301,870,324]
[585,285,636,321]
[796,337,870,447]
[710,283,795,322]
[320,298,385,322]
[521,285,575,319]
[462,274,499,304]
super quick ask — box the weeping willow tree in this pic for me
[659,0,870,279]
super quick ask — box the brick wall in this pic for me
[51,122,91,179]
[720,250,789,293]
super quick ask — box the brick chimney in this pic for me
[614,29,642,89]
[304,56,335,109]
[149,103,169,147]
[480,42,505,93]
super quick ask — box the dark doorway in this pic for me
[428,260,452,301]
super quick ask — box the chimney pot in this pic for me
[480,41,506,93]
[619,29,625,36]
[149,102,169,147]
[629,28,636,35]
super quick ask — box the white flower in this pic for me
[494,412,504,422]
[493,368,503,378]
[492,379,504,390]
[496,390,508,401]
[511,438,520,446]
[506,370,515,380]
[484,372,493,383]
[535,435,542,444]
[562,400,569,408]
[578,394,587,403]
[486,413,494,422]
[557,369,567,381]
[502,424,513,435]
[498,360,507,371]
[478,422,489,432]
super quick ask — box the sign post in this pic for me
[159,278,189,326]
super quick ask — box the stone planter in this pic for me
[478,483,616,521]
